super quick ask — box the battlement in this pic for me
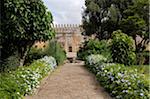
[53,24,82,33]
[53,24,80,28]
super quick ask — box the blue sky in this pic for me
[43,0,85,24]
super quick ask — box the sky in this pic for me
[43,0,85,25]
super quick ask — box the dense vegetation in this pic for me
[85,54,149,98]
[1,0,55,68]
[77,34,149,98]
[77,39,111,61]
[0,0,67,98]
[26,40,66,66]
[82,0,149,64]
[110,30,136,65]
[44,40,67,65]
[0,56,57,98]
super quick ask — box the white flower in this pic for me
[140,93,144,96]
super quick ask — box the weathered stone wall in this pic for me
[33,24,85,55]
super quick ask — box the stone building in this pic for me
[53,24,84,53]
[33,24,85,58]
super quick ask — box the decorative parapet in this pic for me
[53,24,82,33]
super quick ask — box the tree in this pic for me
[83,0,149,56]
[120,0,149,53]
[1,0,55,66]
[82,0,134,39]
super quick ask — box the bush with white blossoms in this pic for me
[85,54,108,74]
[85,54,149,99]
[86,54,107,65]
[40,56,57,70]
[0,56,57,99]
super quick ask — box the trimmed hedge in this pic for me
[85,54,149,99]
[0,56,57,99]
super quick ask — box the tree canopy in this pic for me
[1,0,55,66]
[82,0,149,40]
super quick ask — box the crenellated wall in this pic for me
[54,24,84,54]
[33,24,85,58]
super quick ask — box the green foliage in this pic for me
[110,30,136,65]
[0,56,57,99]
[128,65,150,79]
[2,0,54,41]
[1,53,20,72]
[25,47,46,65]
[25,40,66,65]
[120,15,146,37]
[85,54,108,74]
[83,0,148,41]
[77,39,111,61]
[85,54,149,99]
[83,0,135,39]
[1,0,55,66]
[136,51,150,65]
[44,40,67,65]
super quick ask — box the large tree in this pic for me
[82,0,149,40]
[120,0,149,53]
[1,0,55,66]
[82,0,135,39]
[83,0,149,53]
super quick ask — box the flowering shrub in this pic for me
[40,56,57,69]
[85,54,149,99]
[85,54,107,65]
[85,54,108,74]
[0,56,57,99]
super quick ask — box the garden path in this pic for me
[26,62,111,99]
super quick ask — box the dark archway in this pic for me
[69,46,72,52]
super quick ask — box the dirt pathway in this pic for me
[26,62,111,99]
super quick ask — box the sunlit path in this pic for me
[26,62,111,99]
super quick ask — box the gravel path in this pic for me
[26,62,111,99]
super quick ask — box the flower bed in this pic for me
[0,56,57,98]
[85,54,149,99]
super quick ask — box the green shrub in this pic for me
[0,56,57,99]
[44,40,66,65]
[25,40,66,65]
[96,64,149,99]
[25,47,46,65]
[85,54,108,74]
[85,54,149,99]
[77,39,112,61]
[110,30,136,65]
[136,51,150,65]
[1,53,20,72]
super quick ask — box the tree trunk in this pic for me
[19,44,32,66]
[134,36,139,65]
[19,49,28,66]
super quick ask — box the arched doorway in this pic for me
[68,46,72,52]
